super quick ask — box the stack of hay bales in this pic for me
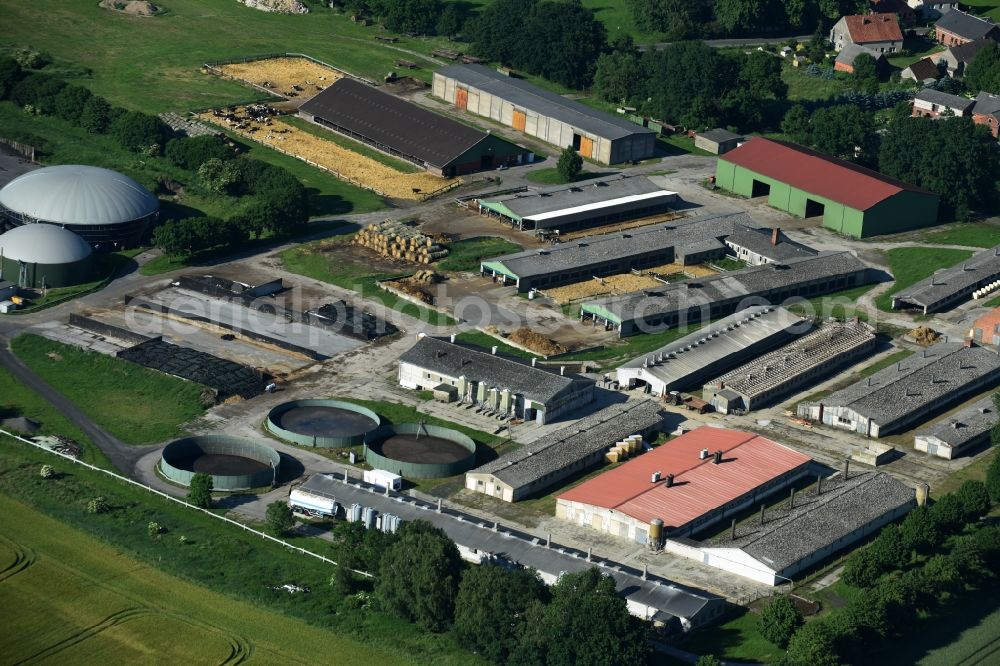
[354,220,449,264]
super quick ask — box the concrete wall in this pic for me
[159,435,280,491]
[914,431,988,458]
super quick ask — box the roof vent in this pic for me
[651,471,661,483]
[699,448,709,460]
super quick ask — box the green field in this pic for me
[10,334,206,444]
[918,223,1000,248]
[0,439,479,665]
[874,247,976,311]
[437,237,522,272]
[279,238,457,326]
[964,0,1000,22]
[678,608,780,663]
[525,167,574,185]
[782,64,848,102]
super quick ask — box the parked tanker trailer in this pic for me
[289,488,339,518]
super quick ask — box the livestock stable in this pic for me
[465,400,665,502]
[398,335,594,424]
[556,427,812,541]
[582,251,871,338]
[892,244,1000,313]
[616,306,809,396]
[298,77,530,177]
[914,395,999,458]
[699,471,915,586]
[433,64,655,165]
[797,341,1000,437]
[476,176,677,234]
[481,211,757,292]
[715,138,939,238]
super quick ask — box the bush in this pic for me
[758,595,804,648]
[39,464,55,479]
[265,500,295,537]
[556,145,582,182]
[86,496,110,514]
[165,135,235,171]
[956,480,991,522]
[111,110,170,153]
[147,521,164,536]
[186,473,213,509]
[986,452,1000,503]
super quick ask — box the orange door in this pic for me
[512,110,526,131]
[579,136,594,158]
[455,87,468,109]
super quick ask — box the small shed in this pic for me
[433,383,459,403]
[694,129,745,155]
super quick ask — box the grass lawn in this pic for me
[858,349,914,378]
[918,222,1000,248]
[278,239,457,326]
[525,167,573,185]
[10,334,206,444]
[964,0,1000,21]
[782,64,848,101]
[786,284,877,322]
[0,366,109,468]
[559,320,710,366]
[935,446,997,496]
[887,35,946,68]
[0,437,481,665]
[455,330,536,359]
[678,607,781,663]
[438,237,522,272]
[916,598,1000,665]
[874,247,976,311]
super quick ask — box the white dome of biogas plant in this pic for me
[0,223,92,264]
[0,165,158,248]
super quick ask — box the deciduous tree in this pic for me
[265,500,295,536]
[454,565,547,663]
[758,595,803,648]
[556,145,583,182]
[187,473,213,509]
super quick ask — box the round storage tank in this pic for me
[0,165,159,248]
[0,224,93,288]
[266,399,381,448]
[364,423,477,479]
[159,435,281,491]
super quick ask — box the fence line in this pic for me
[0,137,37,162]
[202,52,375,86]
[0,428,375,579]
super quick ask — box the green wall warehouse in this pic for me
[0,223,94,289]
[715,138,939,238]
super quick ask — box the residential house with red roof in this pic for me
[556,426,812,541]
[830,14,903,54]
[714,137,940,238]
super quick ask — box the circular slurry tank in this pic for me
[159,435,280,491]
[266,399,381,448]
[364,423,477,479]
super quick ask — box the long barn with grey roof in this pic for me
[433,64,655,165]
[466,400,665,502]
[398,335,593,424]
[582,251,871,338]
[798,341,1000,437]
[617,306,809,396]
[298,77,530,177]
[891,244,1000,313]
[476,175,678,233]
[914,395,999,458]
[481,212,760,292]
[698,471,915,585]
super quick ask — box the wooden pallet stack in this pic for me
[354,220,449,264]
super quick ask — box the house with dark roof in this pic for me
[723,227,817,266]
[714,137,940,238]
[830,14,903,53]
[909,0,958,21]
[933,37,995,76]
[465,400,664,502]
[699,471,915,585]
[935,9,999,46]
[912,89,975,118]
[432,64,655,165]
[901,57,944,83]
[797,341,1000,437]
[972,91,1000,137]
[872,0,917,26]
[834,43,888,74]
[298,78,530,177]
[397,335,594,424]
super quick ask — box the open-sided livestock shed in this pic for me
[715,138,939,238]
[433,64,655,165]
[298,78,530,177]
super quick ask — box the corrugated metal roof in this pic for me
[437,64,654,141]
[481,176,665,219]
[720,137,932,211]
[558,427,811,530]
[915,88,974,111]
[299,78,496,168]
[528,191,676,223]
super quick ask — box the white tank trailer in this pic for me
[289,488,339,518]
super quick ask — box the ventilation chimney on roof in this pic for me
[450,333,456,343]
[699,448,709,460]
[437,350,446,358]
[560,366,566,376]
[531,357,537,367]
[665,473,675,488]
[651,471,661,483]
[771,227,780,246]
[713,450,723,464]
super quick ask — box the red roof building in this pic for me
[715,137,939,238]
[831,14,904,52]
[556,427,811,541]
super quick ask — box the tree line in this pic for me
[0,57,311,255]
[758,471,1000,665]
[325,518,651,665]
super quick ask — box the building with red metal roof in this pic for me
[715,138,939,238]
[556,426,812,542]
